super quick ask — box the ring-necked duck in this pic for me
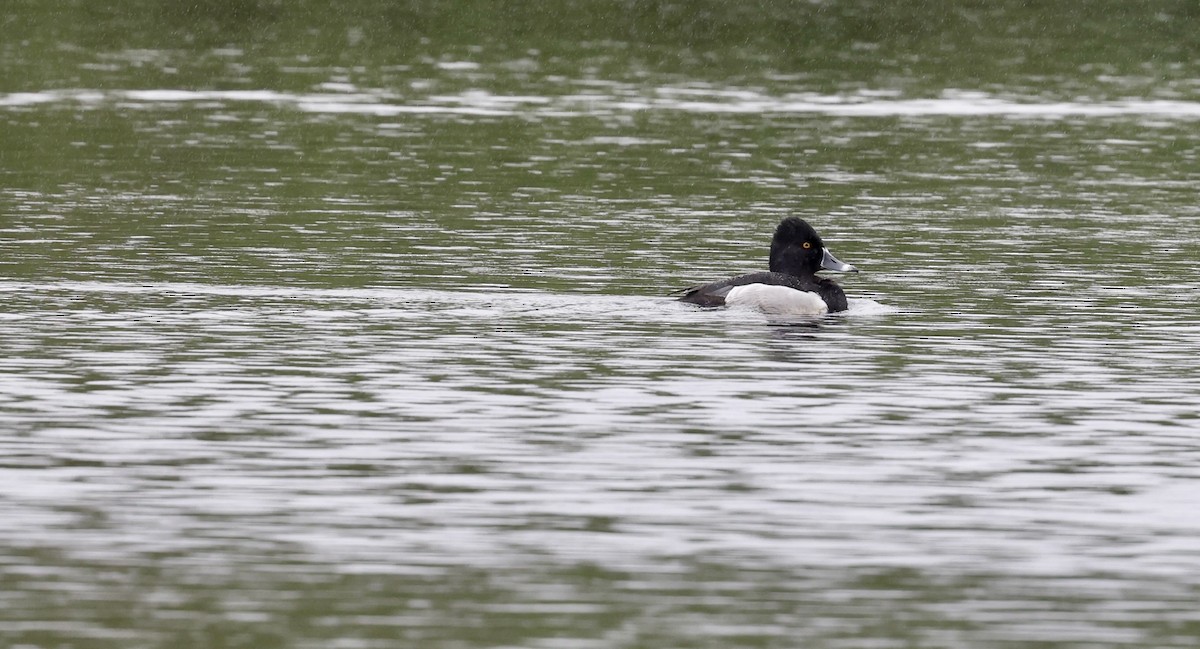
[678,217,858,315]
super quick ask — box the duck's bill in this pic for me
[821,248,858,273]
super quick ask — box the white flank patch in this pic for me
[724,284,828,316]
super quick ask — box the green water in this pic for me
[3,2,1200,648]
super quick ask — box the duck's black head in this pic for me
[768,217,857,277]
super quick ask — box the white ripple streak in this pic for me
[4,88,1200,119]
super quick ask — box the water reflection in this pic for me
[4,232,1200,646]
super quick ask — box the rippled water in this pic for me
[5,8,1200,647]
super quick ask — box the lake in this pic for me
[3,2,1200,647]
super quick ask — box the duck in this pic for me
[678,217,858,315]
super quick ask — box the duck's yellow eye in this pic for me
[802,242,812,249]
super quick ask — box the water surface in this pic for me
[3,3,1200,648]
